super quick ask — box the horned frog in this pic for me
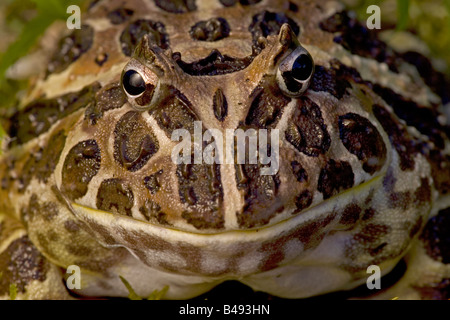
[0,0,449,300]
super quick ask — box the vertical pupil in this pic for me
[291,54,313,81]
[123,70,146,96]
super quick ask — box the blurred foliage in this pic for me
[343,0,450,73]
[396,0,409,31]
[9,283,17,300]
[0,0,86,116]
[0,0,86,142]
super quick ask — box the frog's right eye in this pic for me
[122,69,146,97]
[276,46,314,98]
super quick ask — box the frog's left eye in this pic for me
[123,70,146,97]
[121,62,160,110]
[276,46,314,97]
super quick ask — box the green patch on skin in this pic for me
[119,276,169,300]
[9,283,17,300]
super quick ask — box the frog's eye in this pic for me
[122,69,146,97]
[276,46,314,97]
[121,62,160,110]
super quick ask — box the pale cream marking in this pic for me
[29,61,126,104]
[85,18,115,32]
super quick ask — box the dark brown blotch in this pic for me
[134,83,156,107]
[319,11,401,74]
[258,213,335,272]
[36,130,67,183]
[285,96,330,157]
[219,0,262,6]
[107,7,134,24]
[235,163,282,228]
[421,207,450,264]
[246,75,291,128]
[143,170,163,194]
[408,216,423,239]
[64,219,81,233]
[85,82,128,125]
[46,25,94,76]
[153,0,197,13]
[18,130,66,193]
[177,162,224,230]
[428,150,450,195]
[20,194,59,225]
[291,160,308,182]
[414,178,431,205]
[362,208,376,221]
[318,159,354,199]
[173,50,254,76]
[8,83,100,148]
[66,244,92,256]
[353,224,390,244]
[400,51,450,104]
[296,214,336,249]
[309,61,363,99]
[120,19,169,56]
[339,203,361,226]
[190,18,230,42]
[0,236,49,295]
[20,194,38,226]
[96,178,134,216]
[389,191,411,210]
[295,190,313,212]
[339,113,387,174]
[373,104,419,171]
[150,86,198,136]
[140,199,170,225]
[248,10,299,53]
[372,84,446,149]
[213,88,228,122]
[62,139,101,200]
[114,111,159,172]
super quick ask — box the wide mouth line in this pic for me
[68,173,383,238]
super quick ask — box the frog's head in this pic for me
[57,14,429,298]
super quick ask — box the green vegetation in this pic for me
[344,0,450,73]
[9,283,17,300]
[0,0,85,113]
[119,275,169,300]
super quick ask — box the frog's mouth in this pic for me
[57,172,392,278]
[61,171,383,242]
[68,199,334,274]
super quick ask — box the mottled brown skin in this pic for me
[0,0,449,300]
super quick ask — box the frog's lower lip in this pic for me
[69,174,382,240]
[70,200,322,242]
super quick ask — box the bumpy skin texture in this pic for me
[0,0,449,299]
